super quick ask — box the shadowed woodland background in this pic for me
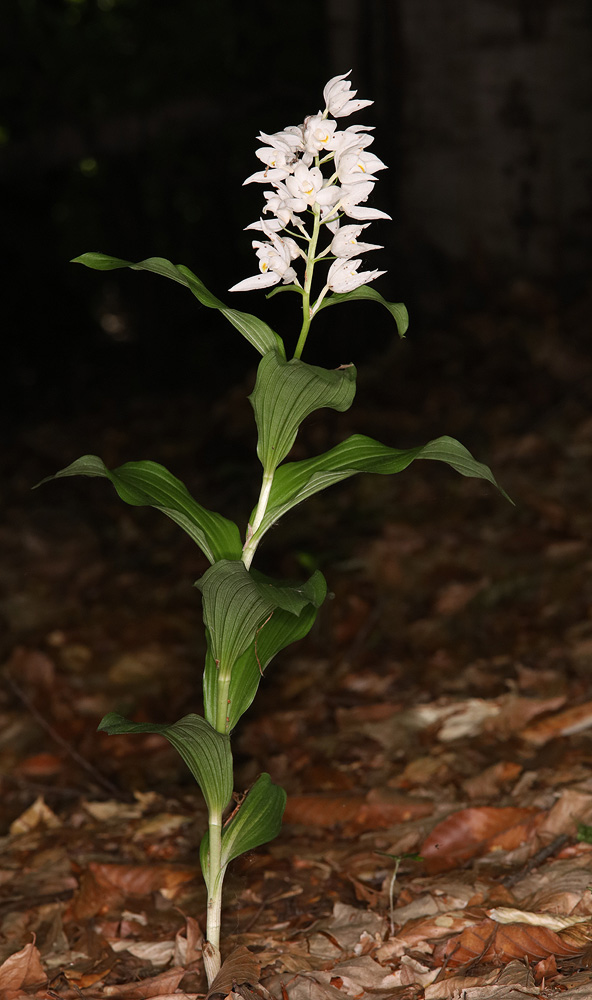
[3,0,591,423]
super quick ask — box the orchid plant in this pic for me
[40,73,508,986]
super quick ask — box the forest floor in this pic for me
[2,281,592,999]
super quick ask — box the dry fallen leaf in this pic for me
[69,861,196,919]
[102,967,185,997]
[284,790,433,831]
[9,794,61,835]
[0,942,46,992]
[421,807,542,872]
[206,945,261,998]
[434,915,592,966]
[521,700,592,745]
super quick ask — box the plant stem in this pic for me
[293,203,322,361]
[388,857,401,936]
[204,806,224,985]
[215,662,232,734]
[242,468,274,570]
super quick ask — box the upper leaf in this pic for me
[71,253,285,358]
[36,455,242,564]
[98,712,233,815]
[249,350,357,472]
[249,432,512,548]
[315,286,409,338]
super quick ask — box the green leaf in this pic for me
[202,569,327,730]
[71,253,285,358]
[36,455,242,564]
[98,712,233,815]
[249,432,511,547]
[315,286,409,338]
[249,350,357,472]
[200,773,286,872]
[196,560,279,680]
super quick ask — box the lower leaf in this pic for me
[98,712,233,815]
[200,774,287,871]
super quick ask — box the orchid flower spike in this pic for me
[230,70,389,311]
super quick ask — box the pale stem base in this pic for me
[204,809,224,985]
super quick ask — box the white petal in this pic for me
[243,168,290,185]
[344,205,392,221]
[333,98,373,118]
[229,272,281,293]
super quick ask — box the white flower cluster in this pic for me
[229,72,389,301]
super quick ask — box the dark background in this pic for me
[1,0,591,424]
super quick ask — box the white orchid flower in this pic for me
[327,257,385,293]
[322,71,373,118]
[261,183,303,227]
[302,114,339,156]
[336,149,387,185]
[327,181,392,223]
[285,164,324,211]
[331,124,375,157]
[229,232,301,293]
[315,184,342,212]
[257,128,304,153]
[330,224,383,259]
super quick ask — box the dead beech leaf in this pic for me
[89,861,195,896]
[9,794,61,835]
[486,694,566,739]
[435,915,589,966]
[15,751,63,777]
[284,791,432,831]
[70,862,196,918]
[0,942,46,991]
[534,952,557,982]
[389,909,479,951]
[420,807,540,872]
[537,787,592,837]
[102,966,185,997]
[463,761,523,799]
[283,793,366,827]
[113,939,175,965]
[434,578,487,615]
[488,906,592,930]
[206,944,260,998]
[521,700,592,745]
[173,915,203,967]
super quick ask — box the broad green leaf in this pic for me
[71,253,285,358]
[202,569,327,730]
[98,712,233,814]
[249,350,357,472]
[200,773,286,872]
[36,455,242,564]
[197,562,325,706]
[315,286,409,338]
[250,433,511,547]
[196,560,279,679]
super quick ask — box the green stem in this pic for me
[293,203,322,360]
[242,468,274,570]
[204,806,224,985]
[215,663,232,734]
